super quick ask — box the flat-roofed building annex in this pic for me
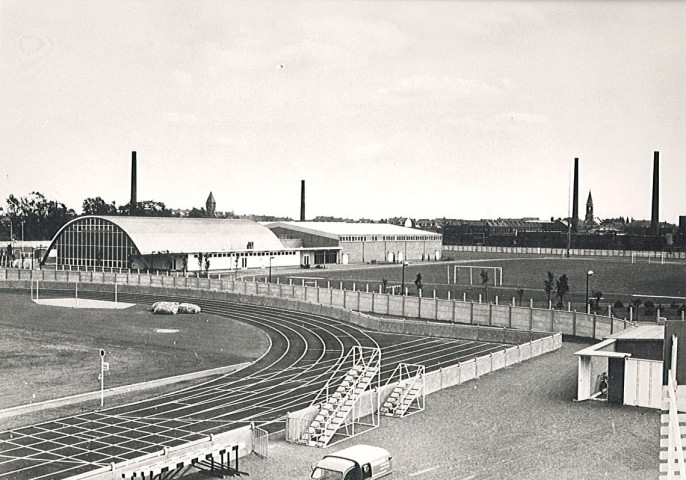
[265,221,443,264]
[42,216,300,272]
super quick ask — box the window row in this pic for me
[339,235,438,242]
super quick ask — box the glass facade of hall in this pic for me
[54,217,138,269]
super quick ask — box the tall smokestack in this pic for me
[130,151,137,216]
[300,180,305,221]
[651,151,659,235]
[572,157,579,232]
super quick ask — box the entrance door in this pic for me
[624,358,663,409]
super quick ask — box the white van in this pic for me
[311,445,393,480]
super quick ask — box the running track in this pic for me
[0,290,507,480]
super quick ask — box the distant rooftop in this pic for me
[264,221,442,238]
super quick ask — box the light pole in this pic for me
[20,220,25,268]
[401,261,409,295]
[268,256,274,283]
[586,270,594,314]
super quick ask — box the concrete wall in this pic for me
[341,239,442,264]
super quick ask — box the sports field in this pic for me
[275,251,686,320]
[0,290,270,410]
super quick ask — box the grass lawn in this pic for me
[274,251,686,319]
[0,290,270,410]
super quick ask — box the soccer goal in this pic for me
[631,252,665,264]
[452,265,502,286]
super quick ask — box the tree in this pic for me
[82,197,117,215]
[118,200,172,217]
[188,208,207,218]
[631,298,643,320]
[644,300,656,318]
[480,269,489,302]
[414,273,423,297]
[544,271,555,305]
[555,274,569,309]
[591,290,603,313]
[516,288,525,307]
[197,253,204,273]
[5,192,76,240]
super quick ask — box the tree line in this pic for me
[0,192,203,241]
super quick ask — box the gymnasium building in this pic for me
[41,215,304,273]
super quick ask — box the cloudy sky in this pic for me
[1,1,684,222]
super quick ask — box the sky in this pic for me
[1,1,684,223]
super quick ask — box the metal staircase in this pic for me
[380,363,425,418]
[303,346,381,448]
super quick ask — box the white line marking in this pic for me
[409,466,440,476]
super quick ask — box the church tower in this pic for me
[584,190,595,226]
[206,192,216,217]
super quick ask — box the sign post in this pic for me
[100,349,105,408]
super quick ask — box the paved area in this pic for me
[192,340,659,480]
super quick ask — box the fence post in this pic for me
[573,310,577,336]
[550,308,554,332]
[488,303,492,326]
[470,301,474,324]
[508,304,512,328]
[529,305,533,331]
[593,314,597,339]
[435,297,439,320]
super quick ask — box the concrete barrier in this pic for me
[491,350,506,372]
[505,346,520,366]
[460,359,477,383]
[476,355,491,377]
[519,343,532,361]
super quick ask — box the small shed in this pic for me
[575,325,664,409]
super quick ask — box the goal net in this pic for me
[452,265,502,286]
[631,252,665,264]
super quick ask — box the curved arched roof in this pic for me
[51,216,286,254]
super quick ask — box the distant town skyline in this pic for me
[1,1,684,223]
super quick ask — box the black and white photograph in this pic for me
[1,1,685,479]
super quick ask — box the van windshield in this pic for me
[311,467,343,480]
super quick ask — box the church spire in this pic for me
[584,190,595,226]
[206,192,216,217]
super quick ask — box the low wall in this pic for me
[71,425,254,480]
[444,244,686,259]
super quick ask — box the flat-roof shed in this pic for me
[575,325,665,408]
[265,221,443,264]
